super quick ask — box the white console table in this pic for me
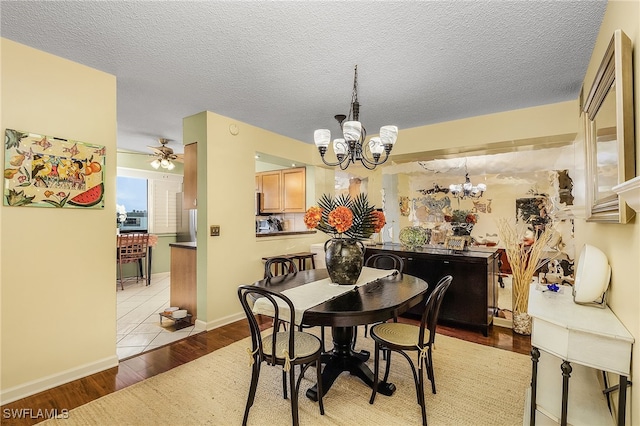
[527,285,633,426]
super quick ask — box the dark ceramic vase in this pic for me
[324,238,365,285]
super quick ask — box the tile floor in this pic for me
[116,272,204,359]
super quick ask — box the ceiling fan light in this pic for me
[333,138,347,155]
[166,161,175,171]
[160,158,169,167]
[368,137,384,155]
[314,129,331,148]
[342,121,362,142]
[150,159,161,169]
[379,125,398,145]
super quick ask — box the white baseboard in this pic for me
[493,317,513,329]
[1,355,119,405]
[203,312,245,331]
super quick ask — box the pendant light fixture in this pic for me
[314,66,398,170]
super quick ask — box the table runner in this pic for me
[252,267,397,326]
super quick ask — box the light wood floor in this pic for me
[1,317,530,426]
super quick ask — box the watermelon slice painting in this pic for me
[3,128,105,209]
[68,183,104,208]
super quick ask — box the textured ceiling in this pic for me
[1,1,607,155]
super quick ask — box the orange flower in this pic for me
[304,206,323,229]
[328,206,353,234]
[371,210,386,233]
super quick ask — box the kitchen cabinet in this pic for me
[256,167,306,213]
[365,245,499,336]
[183,142,197,208]
[170,243,197,323]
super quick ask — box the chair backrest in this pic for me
[264,256,298,278]
[418,275,453,346]
[117,233,149,264]
[238,285,297,360]
[365,253,405,272]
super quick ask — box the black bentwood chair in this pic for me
[360,253,406,338]
[238,285,325,426]
[264,256,298,279]
[264,257,327,352]
[369,275,453,426]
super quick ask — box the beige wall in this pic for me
[1,39,117,401]
[573,1,640,423]
[183,112,331,329]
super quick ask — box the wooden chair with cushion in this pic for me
[238,285,325,426]
[116,233,150,290]
[369,275,453,426]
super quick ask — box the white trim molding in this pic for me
[612,176,640,214]
[1,355,118,405]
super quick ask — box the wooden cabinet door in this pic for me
[260,171,282,213]
[282,168,306,212]
[183,142,197,208]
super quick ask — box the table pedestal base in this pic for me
[306,326,396,401]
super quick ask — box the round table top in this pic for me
[252,268,429,327]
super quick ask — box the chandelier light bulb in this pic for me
[379,125,398,146]
[368,137,384,155]
[333,139,347,156]
[342,121,362,142]
[314,129,331,148]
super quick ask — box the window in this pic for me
[117,168,183,234]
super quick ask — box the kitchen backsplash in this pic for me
[256,212,307,233]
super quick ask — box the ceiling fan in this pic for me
[147,138,183,170]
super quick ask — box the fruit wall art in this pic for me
[4,129,105,209]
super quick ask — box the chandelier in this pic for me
[314,65,398,170]
[449,165,486,199]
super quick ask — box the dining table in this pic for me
[251,267,429,401]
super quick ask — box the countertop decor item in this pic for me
[304,193,385,284]
[497,218,555,335]
[313,65,398,170]
[399,226,429,249]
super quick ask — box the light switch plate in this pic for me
[210,225,220,236]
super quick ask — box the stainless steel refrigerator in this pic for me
[176,193,197,242]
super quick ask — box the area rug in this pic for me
[43,331,530,425]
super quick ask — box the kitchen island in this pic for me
[365,244,500,335]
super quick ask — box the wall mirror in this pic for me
[582,29,635,223]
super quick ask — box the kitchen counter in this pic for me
[256,230,316,237]
[368,243,498,259]
[169,241,197,249]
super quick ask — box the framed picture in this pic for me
[445,236,467,251]
[582,30,635,223]
[4,129,105,208]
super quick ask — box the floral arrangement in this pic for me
[304,193,385,240]
[116,204,127,226]
[445,209,477,224]
[497,218,555,334]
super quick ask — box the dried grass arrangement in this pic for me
[497,218,555,334]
